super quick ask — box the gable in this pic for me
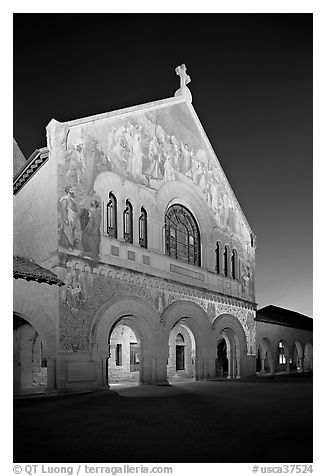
[57,96,253,249]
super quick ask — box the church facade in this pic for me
[13,66,311,394]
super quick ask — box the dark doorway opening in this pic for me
[256,348,262,372]
[176,345,185,371]
[216,339,228,377]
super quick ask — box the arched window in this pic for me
[139,207,147,248]
[215,242,221,274]
[106,192,117,238]
[123,200,133,243]
[278,340,286,365]
[231,249,237,279]
[165,204,200,267]
[224,246,228,277]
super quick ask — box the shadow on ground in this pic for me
[13,373,312,463]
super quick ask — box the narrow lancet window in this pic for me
[123,200,133,244]
[215,242,220,274]
[139,207,148,248]
[231,249,237,279]
[224,246,228,277]
[106,192,117,238]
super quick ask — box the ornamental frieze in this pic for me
[165,290,256,355]
[59,262,156,352]
[58,258,256,355]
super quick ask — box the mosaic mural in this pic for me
[58,260,256,355]
[57,102,253,265]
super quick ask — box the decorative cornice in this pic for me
[13,147,49,195]
[63,257,256,311]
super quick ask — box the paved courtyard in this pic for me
[14,373,312,463]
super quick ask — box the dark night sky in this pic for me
[13,13,313,316]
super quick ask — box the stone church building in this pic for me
[13,65,312,394]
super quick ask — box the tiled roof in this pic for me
[13,256,64,286]
[255,305,313,331]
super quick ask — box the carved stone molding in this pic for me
[58,258,256,354]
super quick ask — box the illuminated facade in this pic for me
[13,66,311,394]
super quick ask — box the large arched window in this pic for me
[139,207,147,248]
[123,200,133,243]
[106,192,117,238]
[165,204,200,267]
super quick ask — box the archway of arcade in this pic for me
[256,338,274,374]
[91,295,165,385]
[289,341,304,372]
[161,300,213,382]
[303,343,313,371]
[13,313,48,392]
[213,314,247,379]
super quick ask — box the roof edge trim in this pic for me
[13,147,49,194]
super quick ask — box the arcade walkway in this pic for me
[14,373,312,463]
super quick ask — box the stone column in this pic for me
[208,357,216,379]
[260,358,266,373]
[20,334,34,389]
[231,357,236,378]
[269,358,275,375]
[298,358,303,373]
[236,357,241,378]
[117,200,124,241]
[46,357,57,391]
[227,358,232,379]
[195,356,205,381]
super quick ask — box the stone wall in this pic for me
[13,150,58,262]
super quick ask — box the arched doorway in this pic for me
[213,314,247,379]
[161,300,214,382]
[167,322,196,381]
[91,295,165,386]
[216,338,228,377]
[303,343,313,371]
[289,341,303,372]
[256,338,274,375]
[290,343,298,371]
[13,314,48,392]
[107,322,141,384]
[216,329,240,378]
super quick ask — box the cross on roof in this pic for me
[175,64,191,88]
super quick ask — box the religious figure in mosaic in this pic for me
[79,200,101,260]
[65,144,85,184]
[59,186,80,250]
[65,276,85,309]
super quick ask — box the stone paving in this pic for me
[13,373,312,463]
